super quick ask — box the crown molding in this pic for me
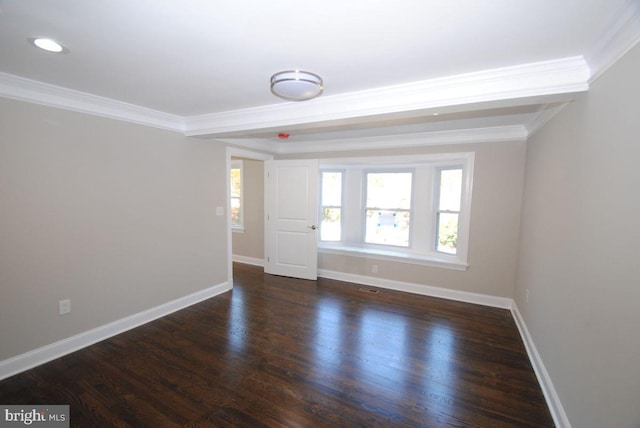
[184,57,589,138]
[277,125,529,154]
[0,72,185,133]
[0,55,594,142]
[0,3,635,145]
[525,102,570,137]
[215,137,275,153]
[3,0,639,143]
[587,0,640,83]
[217,125,527,155]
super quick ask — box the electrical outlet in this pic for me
[59,299,71,315]
[372,264,378,274]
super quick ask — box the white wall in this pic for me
[0,98,229,361]
[514,43,640,428]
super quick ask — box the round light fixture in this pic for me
[270,70,323,101]
[31,38,65,53]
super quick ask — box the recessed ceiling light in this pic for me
[32,38,65,53]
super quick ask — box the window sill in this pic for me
[318,244,468,271]
[232,227,245,234]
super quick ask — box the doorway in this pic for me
[226,147,272,284]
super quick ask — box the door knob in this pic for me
[307,225,317,230]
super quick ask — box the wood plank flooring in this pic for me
[0,263,554,427]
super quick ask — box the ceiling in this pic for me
[0,0,638,153]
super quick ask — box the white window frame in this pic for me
[318,153,474,271]
[434,166,463,255]
[230,159,244,233]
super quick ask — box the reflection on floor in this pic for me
[0,262,554,427]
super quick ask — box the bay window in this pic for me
[318,153,474,270]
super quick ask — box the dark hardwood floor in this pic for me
[0,263,554,427]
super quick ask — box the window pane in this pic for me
[365,210,410,247]
[322,172,342,206]
[230,168,241,198]
[231,197,241,226]
[437,212,458,254]
[439,169,462,211]
[366,173,412,209]
[321,208,341,241]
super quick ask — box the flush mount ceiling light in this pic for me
[270,70,323,101]
[31,38,65,53]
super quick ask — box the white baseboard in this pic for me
[511,302,571,428]
[232,255,264,267]
[0,281,231,381]
[318,269,512,309]
[1,266,569,428]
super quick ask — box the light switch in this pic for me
[216,206,224,216]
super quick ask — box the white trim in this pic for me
[0,281,231,381]
[217,138,276,153]
[318,269,512,309]
[525,103,570,136]
[319,246,468,271]
[318,151,476,167]
[232,255,265,267]
[0,56,589,143]
[587,0,640,84]
[0,72,185,133]
[274,125,527,155]
[184,57,589,137]
[226,147,274,161]
[511,302,571,428]
[213,126,527,155]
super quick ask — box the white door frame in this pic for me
[225,147,273,285]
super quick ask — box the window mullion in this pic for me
[411,167,431,253]
[341,168,362,245]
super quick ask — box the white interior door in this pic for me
[265,159,319,280]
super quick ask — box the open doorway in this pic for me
[225,147,273,284]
